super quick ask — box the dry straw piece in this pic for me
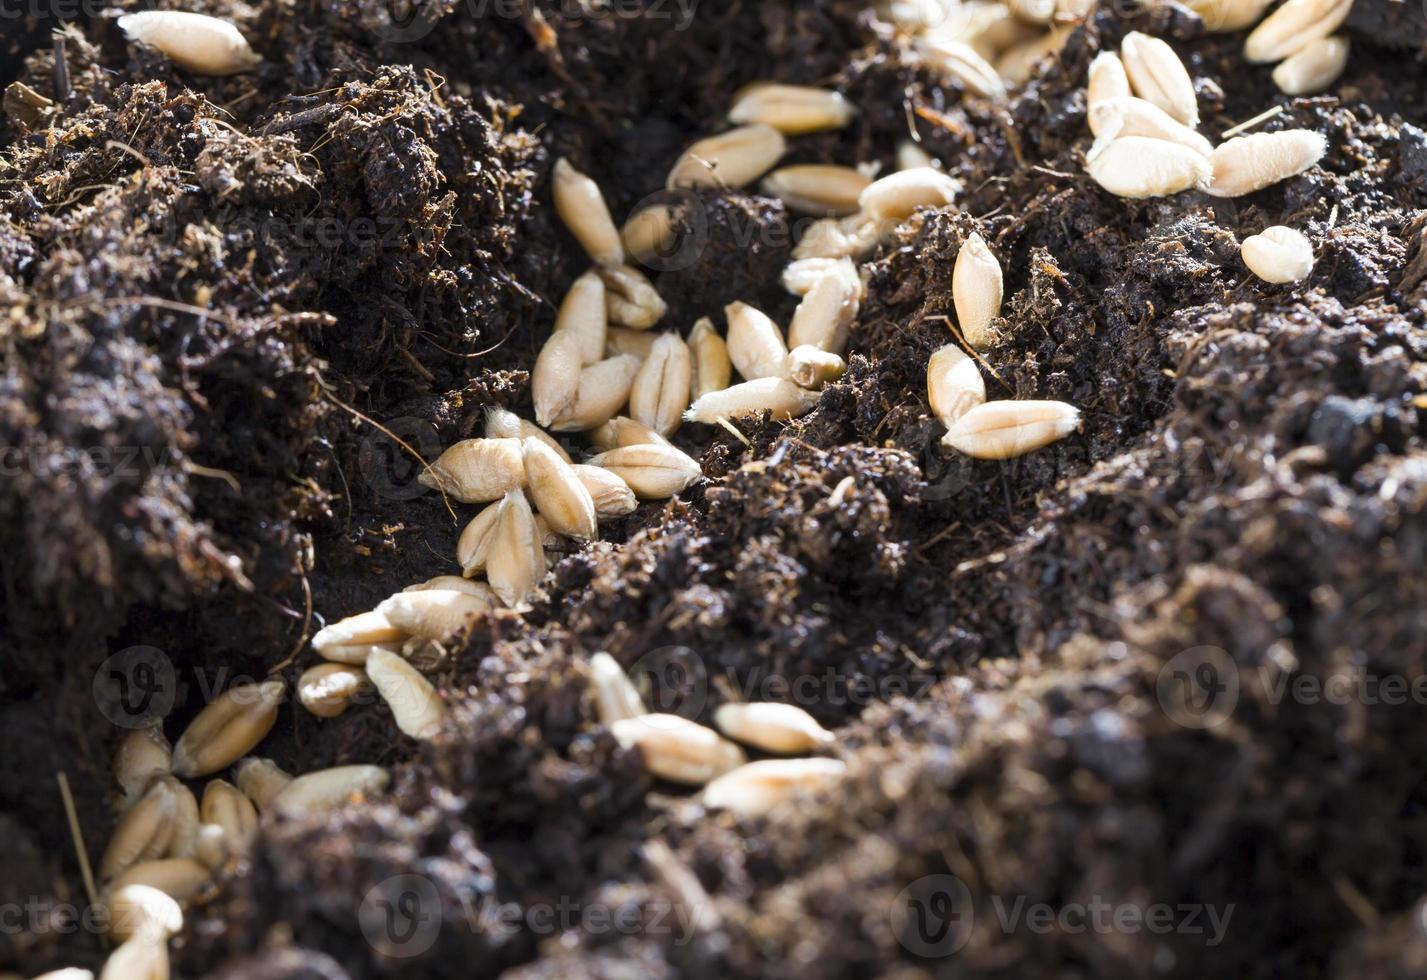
[1085,135,1212,198]
[587,444,703,499]
[942,400,1081,459]
[1241,225,1315,283]
[113,725,171,805]
[487,489,546,606]
[610,714,747,785]
[728,83,856,134]
[105,858,210,903]
[573,463,639,519]
[688,318,733,399]
[667,124,787,189]
[1245,0,1352,63]
[1086,51,1131,107]
[787,259,861,355]
[417,438,526,503]
[552,158,624,267]
[1120,31,1198,127]
[590,652,647,724]
[622,204,683,266]
[366,648,447,741]
[858,167,961,222]
[952,232,1005,349]
[629,333,693,436]
[171,680,285,778]
[312,610,404,664]
[199,780,257,852]
[533,330,586,428]
[297,662,369,719]
[1205,129,1327,197]
[1184,0,1274,32]
[553,271,610,365]
[702,758,848,817]
[787,346,848,389]
[377,588,492,639]
[726,301,790,381]
[522,437,599,539]
[270,765,391,815]
[760,165,871,217]
[713,702,837,754]
[117,11,261,75]
[918,39,1007,100]
[927,344,988,426]
[234,757,292,811]
[106,883,183,943]
[599,264,667,329]
[685,377,821,423]
[1271,36,1349,95]
[1088,97,1213,156]
[100,780,176,881]
[552,354,644,432]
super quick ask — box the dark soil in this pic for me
[2,1,1426,977]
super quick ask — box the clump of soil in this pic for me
[2,1,1426,978]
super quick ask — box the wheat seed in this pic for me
[787,346,848,389]
[606,326,658,359]
[106,883,183,943]
[726,301,790,381]
[728,83,855,134]
[484,406,571,462]
[1183,0,1275,31]
[896,140,936,172]
[522,436,599,538]
[792,214,882,261]
[533,330,586,428]
[117,11,260,75]
[312,610,405,664]
[610,715,747,786]
[667,124,787,189]
[297,662,369,719]
[171,680,285,778]
[1087,51,1132,107]
[404,576,493,598]
[1205,129,1326,197]
[199,780,257,853]
[1120,32,1198,127]
[270,766,391,815]
[787,260,861,355]
[573,463,639,518]
[105,858,210,905]
[194,824,230,871]
[928,343,988,426]
[996,27,1070,84]
[98,932,169,980]
[1085,134,1212,198]
[234,757,292,811]
[113,725,171,807]
[1271,36,1349,95]
[378,587,494,640]
[761,164,871,217]
[688,317,733,400]
[858,167,961,222]
[781,256,865,298]
[629,333,693,436]
[942,400,1081,458]
[622,204,683,267]
[590,652,647,724]
[1088,97,1213,156]
[918,39,1007,100]
[952,232,1004,349]
[1006,0,1055,24]
[457,502,501,576]
[416,438,526,503]
[599,264,667,329]
[713,702,837,754]
[552,158,625,267]
[366,648,446,741]
[158,777,199,861]
[589,415,674,451]
[702,758,848,817]
[554,271,610,365]
[551,354,644,432]
[487,489,546,606]
[587,444,703,499]
[1241,225,1315,283]
[685,378,821,423]
[1245,0,1351,62]
[100,780,177,881]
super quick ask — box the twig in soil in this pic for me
[57,773,100,917]
[1221,105,1283,139]
[643,840,722,935]
[183,460,241,494]
[51,33,71,104]
[268,571,313,676]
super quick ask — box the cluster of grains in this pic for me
[590,654,846,816]
[1083,32,1329,199]
[91,700,387,979]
